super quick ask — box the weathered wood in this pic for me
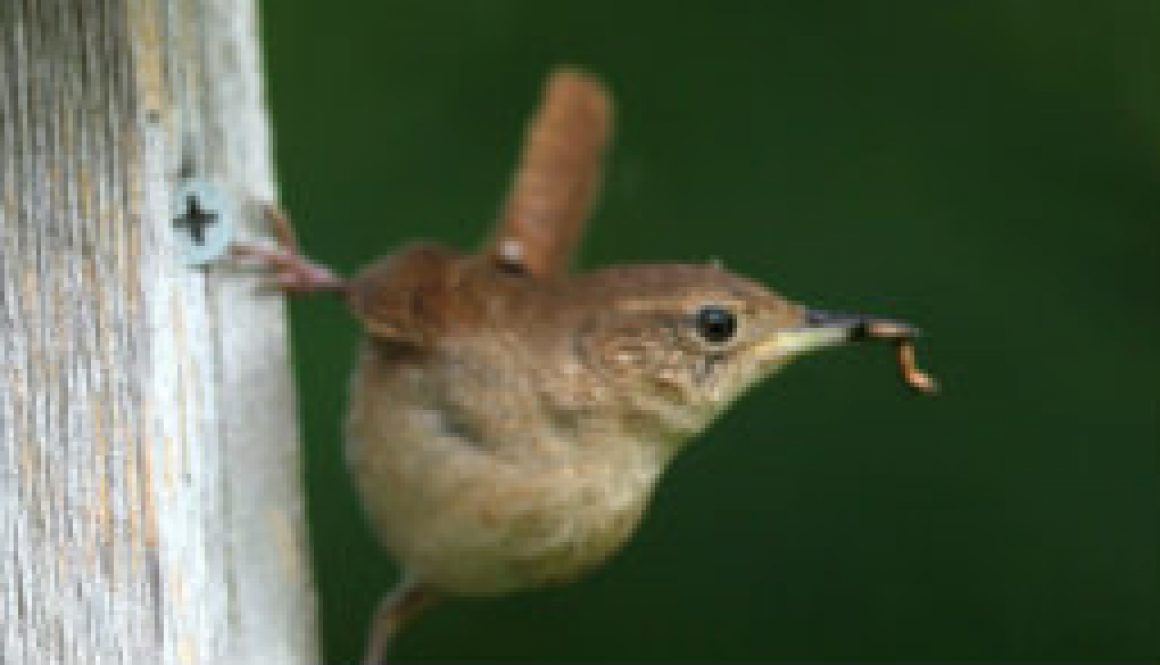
[0,1,319,663]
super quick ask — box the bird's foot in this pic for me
[232,204,347,295]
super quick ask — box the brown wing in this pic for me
[486,67,614,278]
[346,242,464,346]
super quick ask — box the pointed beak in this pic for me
[771,308,922,358]
[740,301,938,396]
[760,307,938,394]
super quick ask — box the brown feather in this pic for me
[488,67,613,277]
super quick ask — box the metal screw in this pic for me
[172,180,234,266]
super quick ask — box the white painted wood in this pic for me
[0,1,320,663]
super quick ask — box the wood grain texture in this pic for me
[488,68,613,278]
[0,1,319,663]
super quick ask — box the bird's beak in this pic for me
[753,307,938,394]
[767,308,922,359]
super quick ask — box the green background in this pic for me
[258,2,1158,661]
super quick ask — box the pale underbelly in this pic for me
[348,434,659,595]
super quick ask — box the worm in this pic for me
[895,339,939,394]
[863,320,939,395]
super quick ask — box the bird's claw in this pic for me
[231,205,347,295]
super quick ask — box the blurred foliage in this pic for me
[259,1,1158,660]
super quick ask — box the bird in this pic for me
[234,66,936,664]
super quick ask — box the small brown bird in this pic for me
[237,67,936,664]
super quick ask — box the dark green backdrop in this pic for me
[258,2,1158,661]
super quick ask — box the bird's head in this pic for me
[569,262,925,446]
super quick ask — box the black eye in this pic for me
[695,305,737,343]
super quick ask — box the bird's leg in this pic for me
[362,576,440,665]
[232,204,347,295]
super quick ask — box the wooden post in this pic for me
[0,1,319,663]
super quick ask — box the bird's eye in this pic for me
[695,305,737,344]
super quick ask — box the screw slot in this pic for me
[172,180,234,266]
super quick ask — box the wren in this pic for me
[236,67,937,664]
